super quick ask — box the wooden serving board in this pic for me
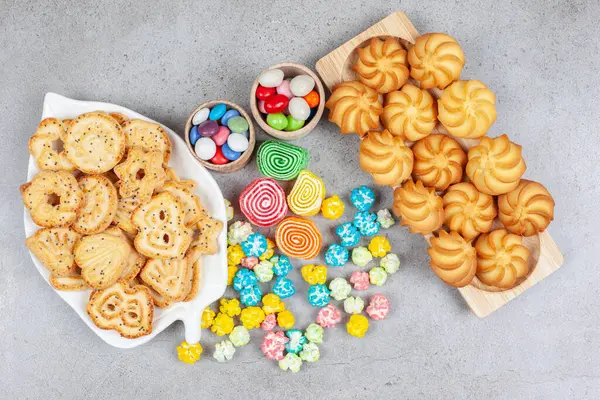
[315,12,564,318]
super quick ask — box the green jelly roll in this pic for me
[256,140,310,181]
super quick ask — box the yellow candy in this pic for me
[177,341,203,364]
[277,309,295,330]
[260,238,275,261]
[301,264,328,285]
[240,306,265,329]
[227,244,245,265]
[200,307,216,329]
[262,293,285,314]
[211,312,234,336]
[321,195,345,220]
[287,170,326,217]
[219,298,241,317]
[368,236,391,257]
[346,314,369,338]
[227,265,238,286]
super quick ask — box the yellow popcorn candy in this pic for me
[211,312,235,336]
[177,341,203,364]
[262,293,285,315]
[240,306,266,329]
[368,236,391,258]
[227,265,238,286]
[200,307,216,329]
[346,314,369,338]
[277,309,295,330]
[260,238,275,261]
[321,195,345,220]
[219,298,241,317]
[301,264,328,285]
[227,244,245,266]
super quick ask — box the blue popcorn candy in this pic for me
[350,185,375,212]
[270,254,293,277]
[335,222,361,247]
[360,220,381,237]
[307,284,331,307]
[324,244,349,267]
[285,329,307,354]
[241,233,268,258]
[240,284,262,306]
[233,268,258,292]
[353,211,377,232]
[273,277,296,299]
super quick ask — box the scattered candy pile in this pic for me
[190,103,251,164]
[255,68,320,132]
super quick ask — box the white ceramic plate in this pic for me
[24,93,227,349]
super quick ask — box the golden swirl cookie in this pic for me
[466,134,526,195]
[21,171,83,227]
[122,119,171,165]
[498,180,554,236]
[113,146,166,200]
[28,118,75,171]
[428,230,477,287]
[412,134,467,191]
[359,129,413,187]
[475,229,530,288]
[392,180,444,235]
[25,227,81,276]
[63,112,126,173]
[438,80,497,138]
[443,182,497,241]
[353,37,409,94]
[72,175,118,235]
[325,81,383,137]
[407,33,465,90]
[382,84,437,141]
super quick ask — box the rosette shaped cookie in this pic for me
[325,81,383,137]
[427,230,476,287]
[392,180,444,235]
[28,118,75,171]
[359,130,413,186]
[114,146,167,200]
[475,229,530,288]
[382,84,438,141]
[498,180,554,236]
[407,33,465,90]
[412,134,466,191]
[443,183,497,241]
[25,227,80,277]
[121,119,172,165]
[353,37,409,94]
[466,134,526,195]
[72,174,118,235]
[438,80,497,139]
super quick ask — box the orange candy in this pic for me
[303,91,320,108]
[275,216,322,260]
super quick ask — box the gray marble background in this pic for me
[1,1,599,399]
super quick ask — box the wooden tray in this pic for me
[315,12,564,318]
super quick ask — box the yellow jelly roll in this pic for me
[287,170,326,217]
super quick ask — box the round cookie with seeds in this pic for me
[121,119,171,165]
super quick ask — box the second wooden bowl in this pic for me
[250,62,325,141]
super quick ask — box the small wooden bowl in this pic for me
[250,62,325,141]
[184,100,256,173]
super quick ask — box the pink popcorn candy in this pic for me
[366,294,390,320]
[241,256,259,269]
[349,270,370,291]
[261,331,289,361]
[261,313,277,331]
[316,304,342,328]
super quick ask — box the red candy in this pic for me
[256,85,276,100]
[210,146,229,165]
[239,178,288,227]
[264,94,289,114]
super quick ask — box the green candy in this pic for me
[266,113,288,130]
[227,116,249,133]
[256,140,309,181]
[284,115,305,131]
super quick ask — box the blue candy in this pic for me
[221,143,241,161]
[209,103,227,121]
[307,284,331,307]
[324,244,349,267]
[350,186,375,211]
[273,277,296,299]
[354,211,377,232]
[233,269,258,292]
[271,254,292,277]
[189,125,201,146]
[285,329,307,354]
[240,284,262,306]
[360,220,381,237]
[241,233,268,257]
[220,109,240,126]
[335,222,361,247]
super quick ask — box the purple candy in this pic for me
[197,120,219,137]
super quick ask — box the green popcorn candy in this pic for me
[229,325,250,347]
[279,353,303,373]
[299,342,320,362]
[304,323,324,344]
[381,253,400,274]
[254,260,274,283]
[369,267,388,286]
[351,246,373,267]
